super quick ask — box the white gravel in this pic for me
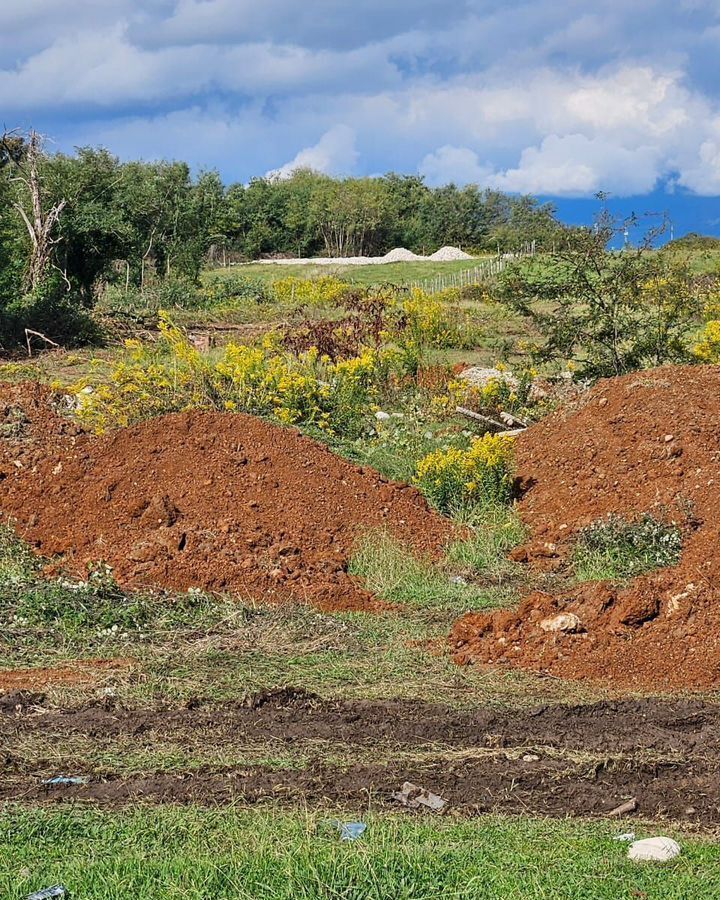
[254,246,472,266]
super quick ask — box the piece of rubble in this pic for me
[539,612,582,633]
[607,797,637,818]
[391,781,448,812]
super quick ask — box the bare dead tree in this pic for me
[8,130,67,291]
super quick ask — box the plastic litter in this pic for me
[337,822,367,842]
[613,831,636,842]
[391,781,448,812]
[628,836,681,862]
[27,887,68,900]
[42,776,89,786]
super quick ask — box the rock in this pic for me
[374,411,391,421]
[539,612,582,633]
[628,837,681,863]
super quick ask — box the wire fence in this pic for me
[410,242,536,294]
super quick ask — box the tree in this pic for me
[9,131,67,291]
[500,212,705,377]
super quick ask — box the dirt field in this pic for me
[2,366,720,899]
[2,689,719,825]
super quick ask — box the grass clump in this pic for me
[448,503,526,582]
[348,530,498,613]
[349,504,524,613]
[573,513,682,582]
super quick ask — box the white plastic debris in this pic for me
[628,836,681,862]
[613,831,636,842]
[374,411,391,421]
[42,776,89,786]
[337,821,367,841]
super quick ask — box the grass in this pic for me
[0,521,599,711]
[207,257,495,288]
[349,503,525,614]
[448,504,527,582]
[1,806,718,900]
[349,530,508,613]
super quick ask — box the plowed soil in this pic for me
[0,383,454,611]
[2,690,719,822]
[452,365,720,690]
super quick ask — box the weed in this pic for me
[414,434,515,512]
[573,513,683,582]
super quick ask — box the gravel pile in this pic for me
[429,246,473,261]
[255,246,471,266]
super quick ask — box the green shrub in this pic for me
[202,273,274,306]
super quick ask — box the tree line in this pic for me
[0,130,564,348]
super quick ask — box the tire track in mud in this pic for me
[2,689,720,824]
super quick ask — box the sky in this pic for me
[2,0,720,237]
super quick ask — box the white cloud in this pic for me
[488,134,661,196]
[266,125,358,179]
[3,0,720,196]
[419,146,494,186]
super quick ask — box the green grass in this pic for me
[349,503,525,615]
[207,257,495,288]
[448,504,527,583]
[349,530,507,613]
[0,517,599,710]
[1,806,718,900]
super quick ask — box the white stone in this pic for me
[539,612,582,633]
[374,411,391,421]
[628,837,681,863]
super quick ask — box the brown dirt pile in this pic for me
[452,364,720,690]
[0,384,454,611]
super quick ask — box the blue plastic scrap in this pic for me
[27,886,68,900]
[338,822,367,842]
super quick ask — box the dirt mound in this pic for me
[0,390,454,611]
[451,365,720,689]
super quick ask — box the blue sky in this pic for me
[2,0,720,236]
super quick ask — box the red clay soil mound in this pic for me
[0,386,455,611]
[451,364,720,690]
